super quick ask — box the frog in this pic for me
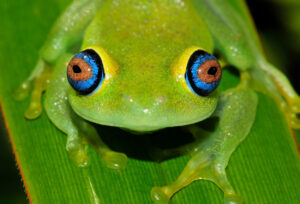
[13,0,300,203]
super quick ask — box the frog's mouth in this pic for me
[71,102,216,132]
[88,117,218,162]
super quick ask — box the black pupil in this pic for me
[207,67,217,75]
[73,65,82,73]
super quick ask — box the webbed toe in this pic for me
[102,151,128,171]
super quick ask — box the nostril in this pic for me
[155,95,167,105]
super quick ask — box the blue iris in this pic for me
[185,50,221,96]
[67,49,104,95]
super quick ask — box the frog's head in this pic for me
[67,45,221,132]
[67,2,222,132]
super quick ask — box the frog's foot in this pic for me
[257,61,300,127]
[276,84,300,128]
[66,136,89,167]
[151,88,256,203]
[240,64,300,128]
[67,132,127,170]
[151,152,242,204]
[101,150,128,171]
[76,121,128,171]
[281,102,300,129]
[13,59,50,119]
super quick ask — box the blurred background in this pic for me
[0,0,299,203]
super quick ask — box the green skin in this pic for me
[14,0,300,203]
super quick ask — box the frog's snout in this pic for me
[120,92,168,117]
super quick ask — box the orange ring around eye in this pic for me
[67,57,93,82]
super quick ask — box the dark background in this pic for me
[0,0,299,203]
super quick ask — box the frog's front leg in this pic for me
[45,55,127,170]
[13,60,51,119]
[151,88,258,204]
[13,0,99,119]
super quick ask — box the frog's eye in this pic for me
[67,49,105,95]
[185,50,222,96]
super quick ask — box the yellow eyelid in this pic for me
[85,46,119,90]
[171,46,205,91]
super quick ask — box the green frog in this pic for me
[14,0,300,203]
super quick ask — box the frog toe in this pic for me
[70,147,89,167]
[151,186,170,204]
[281,102,300,128]
[289,97,300,113]
[287,113,300,129]
[102,151,128,171]
[12,82,32,101]
[24,104,42,119]
[66,141,89,167]
[224,193,243,204]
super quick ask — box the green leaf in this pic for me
[0,0,299,203]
